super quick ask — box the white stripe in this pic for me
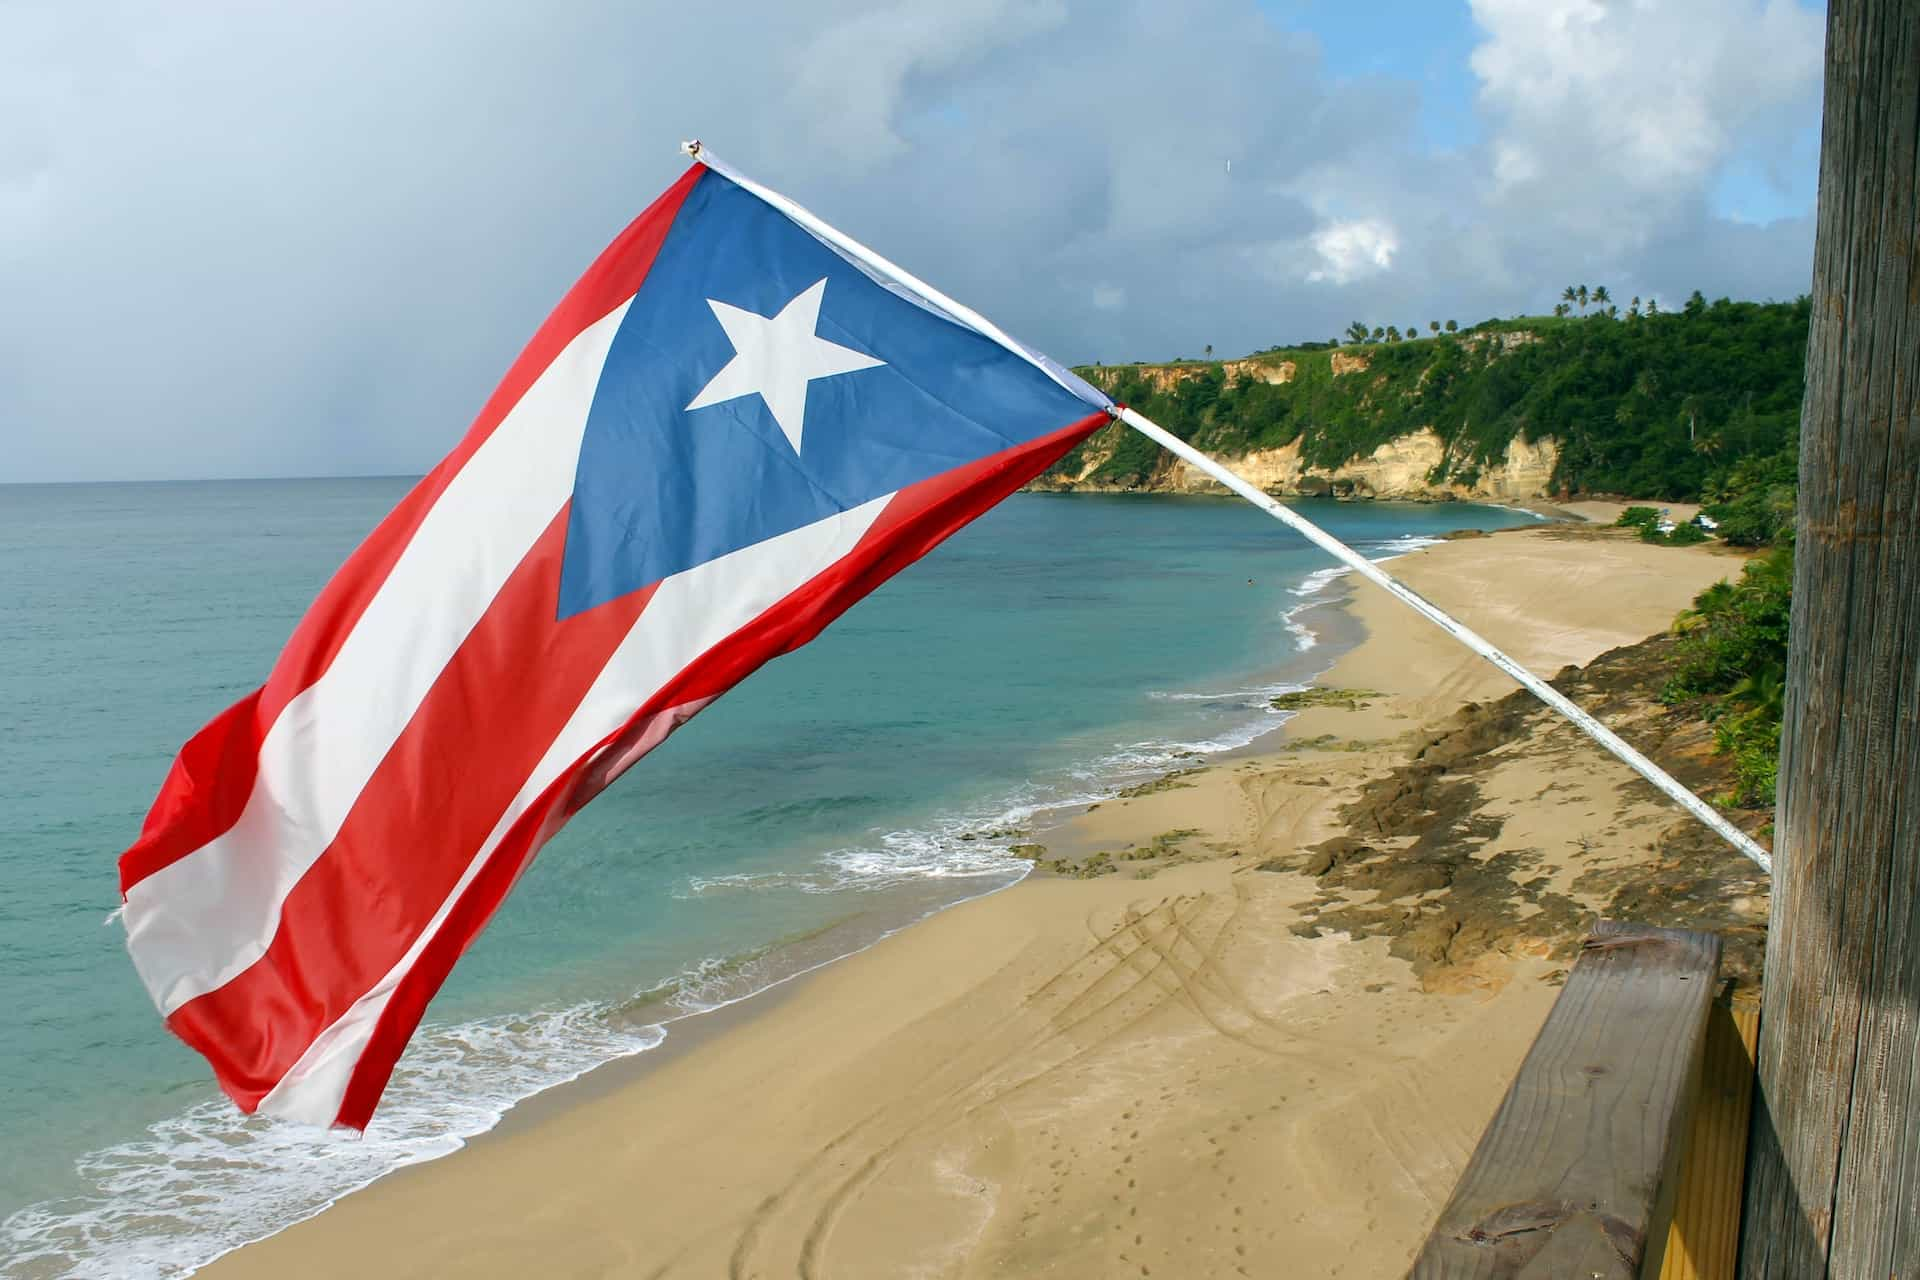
[256,496,890,1125]
[124,301,635,1016]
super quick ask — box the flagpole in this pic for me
[1113,405,1774,875]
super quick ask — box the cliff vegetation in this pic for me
[1048,294,1809,506]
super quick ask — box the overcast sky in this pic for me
[3,0,1826,483]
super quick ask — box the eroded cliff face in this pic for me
[1116,357,1296,394]
[1161,429,1557,502]
[1223,358,1296,385]
[1044,427,1559,502]
[1060,336,1560,503]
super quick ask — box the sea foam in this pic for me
[0,1006,667,1279]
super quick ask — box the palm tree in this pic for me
[1679,393,1706,446]
[1386,326,1401,342]
[1646,297,1660,316]
[1204,344,1213,359]
[1445,319,1458,333]
[1346,320,1370,344]
[1554,302,1571,317]
[1562,285,1578,310]
[1576,284,1590,312]
[1371,326,1385,342]
[1593,286,1612,308]
[1429,321,1440,335]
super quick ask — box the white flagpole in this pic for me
[1114,406,1774,875]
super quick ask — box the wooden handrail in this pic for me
[1409,920,1722,1278]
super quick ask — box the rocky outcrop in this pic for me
[1133,366,1204,393]
[1222,358,1295,385]
[1088,365,1200,394]
[1055,333,1563,503]
[1159,429,1557,503]
[1042,428,1559,503]
[1464,330,1539,354]
[1089,357,1296,394]
[1053,434,1119,486]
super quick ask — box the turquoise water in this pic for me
[0,480,1539,1276]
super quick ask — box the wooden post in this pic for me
[1659,989,1760,1280]
[1739,1,1920,1273]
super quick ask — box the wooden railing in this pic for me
[1409,921,1752,1278]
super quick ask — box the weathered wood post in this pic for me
[1739,1,1920,1273]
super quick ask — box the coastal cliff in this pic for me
[1042,420,1560,503]
[1040,298,1809,504]
[1040,341,1560,502]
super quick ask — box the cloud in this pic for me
[1468,0,1825,255]
[1,0,1826,481]
[780,0,1071,169]
[1454,0,1823,319]
[1304,219,1399,285]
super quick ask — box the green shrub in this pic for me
[1701,437,1797,546]
[1617,506,1662,529]
[1717,709,1783,808]
[1664,521,1709,545]
[1664,547,1793,806]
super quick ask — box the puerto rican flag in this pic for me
[117,152,1112,1129]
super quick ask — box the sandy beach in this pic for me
[202,514,1772,1279]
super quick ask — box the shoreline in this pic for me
[465,523,1435,1159]
[198,515,1767,1279]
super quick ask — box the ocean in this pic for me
[0,479,1539,1277]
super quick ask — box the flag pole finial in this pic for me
[681,139,703,160]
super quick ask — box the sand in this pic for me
[1556,497,1702,526]
[201,521,1768,1280]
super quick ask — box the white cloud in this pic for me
[1469,0,1824,236]
[0,0,1827,481]
[1305,219,1399,284]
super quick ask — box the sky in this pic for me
[2,0,1827,483]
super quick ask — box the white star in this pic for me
[684,278,885,454]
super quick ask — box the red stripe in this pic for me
[330,411,1105,1128]
[119,165,708,894]
[165,507,658,1109]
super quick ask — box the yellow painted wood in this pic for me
[1660,988,1761,1280]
